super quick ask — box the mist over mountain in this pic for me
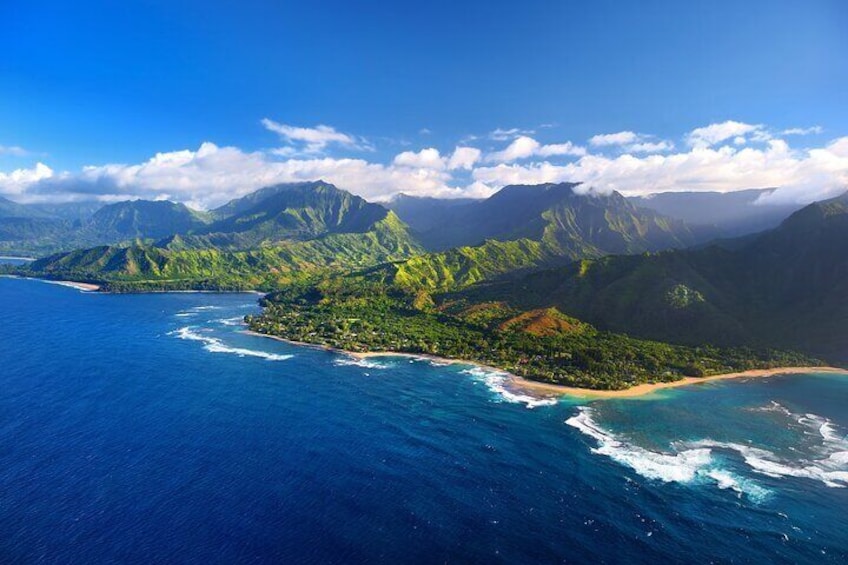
[630,188,804,237]
[384,194,480,232]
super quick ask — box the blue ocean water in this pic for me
[1,275,847,563]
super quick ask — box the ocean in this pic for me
[1,275,846,563]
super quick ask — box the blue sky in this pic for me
[1,0,847,207]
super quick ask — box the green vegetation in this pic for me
[18,212,421,292]
[248,277,816,390]
[12,182,844,389]
[453,192,848,363]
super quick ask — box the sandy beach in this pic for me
[243,330,847,400]
[46,280,102,292]
[509,366,848,399]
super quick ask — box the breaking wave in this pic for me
[567,403,848,499]
[462,367,559,409]
[333,357,394,370]
[170,326,292,361]
[566,407,771,501]
[215,317,246,327]
[689,404,848,488]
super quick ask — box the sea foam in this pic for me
[566,407,771,501]
[170,326,293,361]
[461,367,559,409]
[333,357,394,370]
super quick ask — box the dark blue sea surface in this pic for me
[1,276,846,563]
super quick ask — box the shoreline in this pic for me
[1,276,103,292]
[6,275,268,296]
[47,280,102,292]
[509,366,848,398]
[242,330,847,399]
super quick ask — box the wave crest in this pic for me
[462,367,558,409]
[566,407,771,501]
[170,326,292,361]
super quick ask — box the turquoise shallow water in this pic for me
[1,275,846,563]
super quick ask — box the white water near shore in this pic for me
[566,401,848,501]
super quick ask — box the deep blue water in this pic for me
[1,276,847,563]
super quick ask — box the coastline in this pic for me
[242,330,848,400]
[47,280,102,292]
[509,366,848,399]
[0,275,102,292]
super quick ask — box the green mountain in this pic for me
[361,185,711,295]
[0,197,107,255]
[418,182,708,253]
[81,200,211,241]
[453,192,848,362]
[191,181,393,249]
[18,185,423,290]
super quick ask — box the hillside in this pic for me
[454,193,848,362]
[194,181,393,249]
[418,182,708,253]
[18,189,423,290]
[80,200,211,241]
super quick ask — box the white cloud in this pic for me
[781,126,823,136]
[1,143,480,207]
[686,120,764,148]
[589,131,673,154]
[391,146,481,172]
[489,127,535,141]
[261,119,368,153]
[447,147,481,170]
[473,136,848,205]
[487,136,540,162]
[0,163,54,196]
[486,136,585,163]
[537,142,586,158]
[1,120,846,209]
[625,140,675,153]
[393,147,445,170]
[589,131,640,146]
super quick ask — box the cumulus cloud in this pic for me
[392,146,482,172]
[486,136,585,163]
[686,120,766,148]
[0,162,54,197]
[473,136,848,204]
[1,142,484,208]
[589,131,673,154]
[589,131,640,146]
[1,120,846,208]
[626,140,675,153]
[447,147,481,170]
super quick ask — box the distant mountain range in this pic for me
[630,188,804,237]
[395,182,709,252]
[13,181,706,289]
[388,187,805,241]
[9,180,846,372]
